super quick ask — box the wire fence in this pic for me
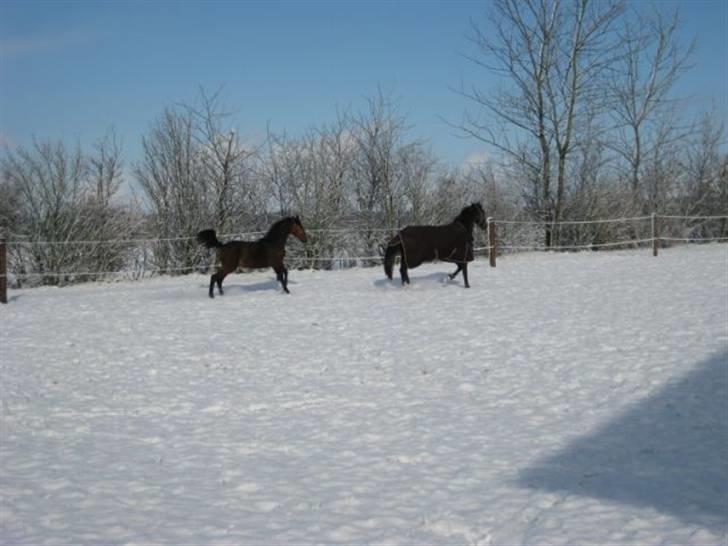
[1,214,726,288]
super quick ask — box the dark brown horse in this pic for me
[383,202,487,288]
[197,216,307,298]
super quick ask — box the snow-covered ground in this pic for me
[1,245,726,545]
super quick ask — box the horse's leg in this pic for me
[216,248,242,297]
[279,265,290,293]
[216,272,225,295]
[209,273,216,298]
[462,262,470,288]
[399,261,410,285]
[209,270,227,298]
[274,265,289,294]
[449,264,463,280]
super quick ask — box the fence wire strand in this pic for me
[5,213,726,246]
[495,215,655,226]
[2,214,726,282]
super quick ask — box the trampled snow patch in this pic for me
[1,245,726,544]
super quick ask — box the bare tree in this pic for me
[348,89,434,262]
[135,107,203,273]
[349,90,412,231]
[664,113,727,241]
[260,116,353,268]
[261,128,301,217]
[1,135,138,285]
[397,144,438,225]
[187,88,260,234]
[83,132,141,276]
[462,0,624,246]
[463,160,522,220]
[719,156,728,238]
[302,119,354,268]
[88,130,124,207]
[135,90,260,274]
[2,140,87,284]
[545,0,624,243]
[430,170,472,224]
[609,6,693,211]
[462,0,559,243]
[680,112,724,216]
[0,163,22,236]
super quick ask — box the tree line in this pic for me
[1,0,726,285]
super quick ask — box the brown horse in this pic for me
[197,216,307,298]
[383,202,487,288]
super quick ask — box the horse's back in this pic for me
[400,223,471,265]
[404,223,467,236]
[223,240,284,269]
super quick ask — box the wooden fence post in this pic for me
[652,213,659,257]
[0,232,7,304]
[487,217,496,268]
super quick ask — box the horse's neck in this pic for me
[453,215,475,234]
[262,221,290,246]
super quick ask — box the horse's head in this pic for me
[456,202,488,231]
[470,202,488,230]
[289,215,308,243]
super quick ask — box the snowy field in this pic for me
[1,244,726,545]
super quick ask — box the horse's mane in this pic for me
[261,216,294,241]
[453,202,483,228]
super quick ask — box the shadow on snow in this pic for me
[197,277,298,296]
[372,271,467,289]
[517,351,728,531]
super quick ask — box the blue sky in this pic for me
[1,0,726,170]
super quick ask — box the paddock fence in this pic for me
[1,213,727,302]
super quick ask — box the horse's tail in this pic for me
[197,229,224,249]
[383,235,402,280]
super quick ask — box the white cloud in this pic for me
[461,150,490,169]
